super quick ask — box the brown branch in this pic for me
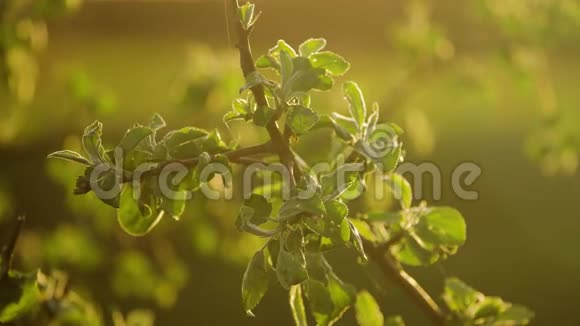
[228,0,301,184]
[137,141,274,181]
[0,216,26,280]
[366,241,446,325]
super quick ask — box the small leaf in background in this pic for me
[384,316,405,326]
[305,279,333,321]
[289,285,308,326]
[366,212,403,225]
[117,185,164,236]
[342,81,367,131]
[47,150,91,166]
[287,106,320,134]
[384,174,413,209]
[242,250,269,316]
[299,38,327,57]
[276,250,308,289]
[0,272,40,323]
[355,290,384,326]
[309,51,350,76]
[414,207,466,247]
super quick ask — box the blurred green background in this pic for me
[1,0,579,325]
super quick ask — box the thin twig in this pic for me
[365,240,446,325]
[0,216,26,280]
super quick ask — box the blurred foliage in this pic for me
[0,0,578,324]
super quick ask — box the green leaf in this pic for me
[241,71,274,93]
[253,105,275,127]
[299,38,327,57]
[342,81,367,131]
[384,174,413,209]
[117,185,164,236]
[442,278,481,314]
[393,235,438,266]
[47,150,91,166]
[82,121,107,164]
[276,249,308,289]
[310,52,350,76]
[280,50,295,86]
[495,304,534,324]
[355,290,384,326]
[241,250,269,316]
[256,54,279,70]
[324,273,356,324]
[162,127,208,150]
[287,106,320,134]
[414,207,466,246]
[269,40,298,58]
[161,190,187,221]
[279,196,326,220]
[118,125,153,153]
[348,220,368,261]
[236,194,272,229]
[305,279,333,318]
[238,2,256,30]
[149,113,166,131]
[314,115,353,141]
[285,57,333,97]
[289,285,308,326]
[0,272,40,323]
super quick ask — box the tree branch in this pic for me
[366,241,446,325]
[228,0,301,184]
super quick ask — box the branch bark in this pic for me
[366,242,446,326]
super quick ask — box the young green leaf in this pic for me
[384,174,413,209]
[47,150,91,166]
[118,125,153,153]
[82,121,107,164]
[414,207,466,247]
[355,290,384,326]
[117,185,164,237]
[385,316,405,326]
[276,249,308,289]
[442,278,481,314]
[241,250,269,316]
[287,106,320,134]
[342,81,367,131]
[278,196,326,220]
[161,190,187,221]
[299,38,327,57]
[289,285,308,326]
[238,2,256,30]
[309,51,350,76]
